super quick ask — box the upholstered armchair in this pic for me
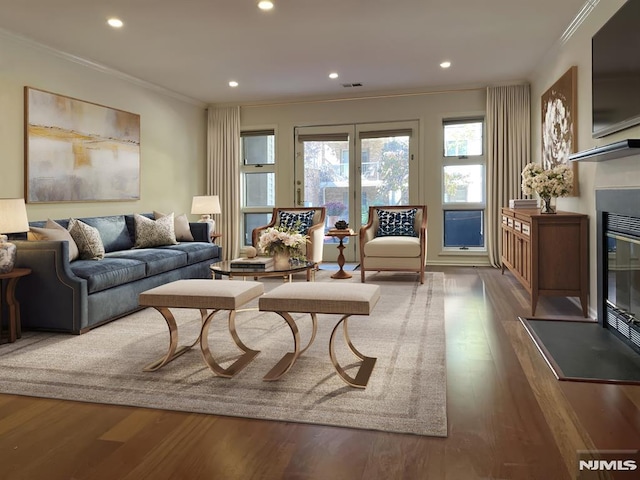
[359,205,427,284]
[252,207,327,268]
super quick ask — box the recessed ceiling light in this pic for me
[440,61,451,69]
[329,72,339,79]
[229,81,239,88]
[107,18,124,28]
[258,1,274,10]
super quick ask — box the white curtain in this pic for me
[486,84,531,267]
[207,106,240,260]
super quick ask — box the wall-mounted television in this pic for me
[592,0,640,138]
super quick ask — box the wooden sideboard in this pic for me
[500,207,589,317]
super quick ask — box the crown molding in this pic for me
[0,27,206,108]
[560,0,599,44]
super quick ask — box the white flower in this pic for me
[521,162,573,199]
[258,225,308,258]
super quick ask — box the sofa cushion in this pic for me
[134,213,178,248]
[107,248,187,276]
[154,211,194,242]
[364,236,422,258]
[375,208,418,237]
[158,242,220,265]
[29,219,79,262]
[71,258,146,294]
[81,215,133,252]
[68,218,106,260]
[278,210,315,235]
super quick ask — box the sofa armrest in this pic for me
[14,240,88,334]
[189,222,212,242]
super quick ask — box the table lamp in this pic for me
[191,195,221,232]
[0,198,29,273]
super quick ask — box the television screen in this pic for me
[592,0,640,138]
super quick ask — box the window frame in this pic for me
[240,129,276,246]
[441,117,486,252]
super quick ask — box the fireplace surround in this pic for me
[596,188,640,352]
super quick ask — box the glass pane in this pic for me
[244,172,275,207]
[443,165,484,203]
[301,139,350,232]
[242,134,275,165]
[443,121,483,156]
[444,210,484,248]
[360,135,410,224]
[243,212,272,246]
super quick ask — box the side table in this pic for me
[326,229,358,279]
[0,268,31,344]
[210,233,223,243]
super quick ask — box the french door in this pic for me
[294,121,419,261]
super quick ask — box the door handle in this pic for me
[297,188,302,206]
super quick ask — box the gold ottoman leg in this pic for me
[263,311,318,381]
[143,307,200,372]
[200,309,260,378]
[329,315,377,388]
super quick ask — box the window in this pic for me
[241,130,275,246]
[442,119,485,250]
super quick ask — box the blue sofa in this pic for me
[14,213,222,334]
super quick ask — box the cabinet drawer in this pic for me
[514,220,522,232]
[521,223,530,236]
[502,215,509,225]
[507,218,514,228]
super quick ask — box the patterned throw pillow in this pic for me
[278,210,315,235]
[68,218,106,260]
[134,213,178,248]
[153,211,194,242]
[375,208,418,237]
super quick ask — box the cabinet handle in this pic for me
[297,188,302,206]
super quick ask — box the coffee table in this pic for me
[210,260,315,282]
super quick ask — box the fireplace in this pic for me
[596,189,640,352]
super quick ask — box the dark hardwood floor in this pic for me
[1,266,639,479]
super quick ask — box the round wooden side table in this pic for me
[326,230,358,279]
[0,267,31,343]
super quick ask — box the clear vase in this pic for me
[540,196,556,214]
[273,251,291,270]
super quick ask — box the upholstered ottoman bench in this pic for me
[139,279,263,377]
[258,282,380,388]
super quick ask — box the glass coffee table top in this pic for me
[210,259,315,281]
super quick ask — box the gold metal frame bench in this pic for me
[139,279,264,377]
[258,282,380,388]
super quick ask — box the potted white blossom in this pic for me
[257,225,308,269]
[521,163,574,213]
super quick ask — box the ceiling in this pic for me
[0,0,589,105]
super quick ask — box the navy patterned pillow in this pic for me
[376,208,418,237]
[279,210,315,235]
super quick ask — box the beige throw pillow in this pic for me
[29,219,80,262]
[134,213,178,248]
[68,218,105,260]
[153,211,194,242]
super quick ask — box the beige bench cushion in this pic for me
[259,283,380,315]
[139,279,264,310]
[364,236,422,258]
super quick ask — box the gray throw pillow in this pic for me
[153,211,194,242]
[68,218,105,260]
[134,213,178,248]
[29,219,80,262]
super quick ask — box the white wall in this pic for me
[0,30,207,222]
[530,0,640,317]
[239,88,490,266]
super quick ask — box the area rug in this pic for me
[520,317,640,384]
[0,271,447,437]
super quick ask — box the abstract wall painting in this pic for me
[24,87,141,203]
[541,66,579,195]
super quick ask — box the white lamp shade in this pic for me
[191,195,221,215]
[0,198,29,234]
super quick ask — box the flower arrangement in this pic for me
[325,201,347,216]
[258,224,308,259]
[521,162,574,199]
